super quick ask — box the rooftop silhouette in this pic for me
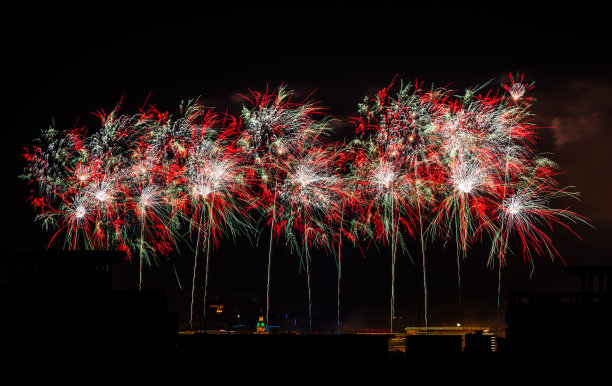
[1,250,610,374]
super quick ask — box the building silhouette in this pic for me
[0,250,178,359]
[464,330,496,353]
[505,265,612,358]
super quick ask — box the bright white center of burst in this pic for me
[75,205,87,219]
[373,166,396,189]
[77,173,89,182]
[190,159,231,199]
[138,187,160,213]
[294,166,319,188]
[208,164,227,181]
[195,184,213,197]
[93,189,109,202]
[509,83,526,100]
[456,180,474,194]
[140,192,152,207]
[506,201,522,215]
[508,205,519,215]
[450,162,483,194]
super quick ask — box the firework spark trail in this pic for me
[331,147,365,334]
[504,72,535,104]
[353,81,442,331]
[163,103,224,328]
[487,173,587,265]
[275,144,349,332]
[139,212,145,291]
[304,224,312,333]
[495,77,531,310]
[443,158,495,301]
[266,192,277,328]
[21,78,589,335]
[485,178,588,310]
[337,215,342,334]
[42,193,95,250]
[183,120,255,329]
[349,145,418,333]
[352,76,589,331]
[390,201,397,333]
[23,105,174,260]
[130,183,173,291]
[21,100,255,301]
[437,77,588,311]
[202,200,214,330]
[417,195,428,330]
[239,85,325,159]
[287,150,346,331]
[336,203,345,334]
[190,219,202,328]
[426,85,524,301]
[119,110,181,289]
[238,85,330,330]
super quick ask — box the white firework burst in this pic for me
[137,185,164,215]
[449,160,490,195]
[187,144,237,200]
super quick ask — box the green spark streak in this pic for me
[417,199,429,332]
[337,244,342,334]
[304,223,312,334]
[189,222,202,329]
[266,193,277,328]
[202,200,214,331]
[139,213,145,292]
[390,201,397,334]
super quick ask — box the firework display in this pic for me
[23,107,179,287]
[237,85,336,330]
[352,77,587,330]
[22,75,587,333]
[351,81,444,332]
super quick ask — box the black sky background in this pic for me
[2,6,611,332]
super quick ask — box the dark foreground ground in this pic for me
[3,332,607,383]
[2,253,609,381]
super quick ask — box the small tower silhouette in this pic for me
[255,315,267,334]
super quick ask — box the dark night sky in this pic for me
[2,6,611,332]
